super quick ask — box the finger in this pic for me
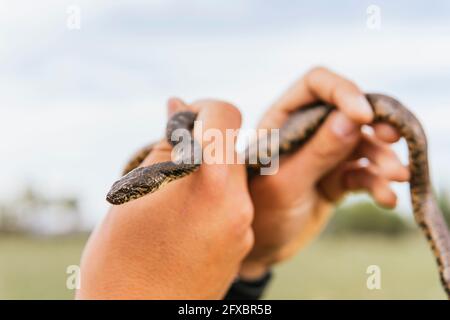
[167,97,191,117]
[141,98,193,166]
[276,110,361,189]
[343,165,398,208]
[140,139,173,166]
[351,134,410,181]
[261,67,373,130]
[191,99,243,174]
[304,67,373,123]
[372,123,401,143]
[319,163,398,208]
[192,99,241,146]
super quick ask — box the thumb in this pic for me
[191,99,242,172]
[278,110,361,188]
[140,98,192,167]
[189,99,250,197]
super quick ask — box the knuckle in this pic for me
[240,200,254,225]
[242,230,255,255]
[228,200,254,234]
[237,201,254,227]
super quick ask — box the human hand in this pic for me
[77,98,254,299]
[240,67,410,279]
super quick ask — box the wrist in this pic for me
[238,260,271,281]
[225,269,273,300]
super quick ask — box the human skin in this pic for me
[76,100,254,299]
[239,67,410,279]
[77,67,409,298]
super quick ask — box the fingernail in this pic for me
[343,95,373,123]
[331,112,358,138]
[167,97,186,117]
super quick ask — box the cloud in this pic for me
[1,0,449,224]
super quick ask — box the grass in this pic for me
[265,233,446,299]
[0,232,446,299]
[0,234,87,300]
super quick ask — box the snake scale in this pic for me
[106,93,450,298]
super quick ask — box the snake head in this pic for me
[106,161,199,205]
[106,167,159,205]
[106,179,133,205]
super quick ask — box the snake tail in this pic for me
[367,94,450,296]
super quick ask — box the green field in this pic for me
[0,233,446,299]
[265,233,445,299]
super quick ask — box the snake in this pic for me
[106,93,450,298]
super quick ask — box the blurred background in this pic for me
[1,0,450,299]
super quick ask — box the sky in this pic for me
[1,0,449,226]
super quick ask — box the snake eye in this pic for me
[123,187,131,194]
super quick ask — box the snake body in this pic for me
[106,93,450,297]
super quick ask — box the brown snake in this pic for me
[106,93,450,298]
